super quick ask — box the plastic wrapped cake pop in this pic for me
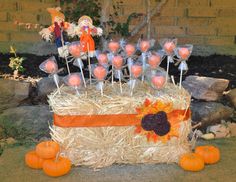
[159,38,177,81]
[63,73,82,95]
[69,41,87,88]
[175,44,193,88]
[130,62,143,96]
[39,56,61,93]
[92,65,108,96]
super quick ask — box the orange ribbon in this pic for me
[54,114,139,127]
[53,108,190,128]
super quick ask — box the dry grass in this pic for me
[48,82,191,169]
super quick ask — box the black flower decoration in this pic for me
[141,114,158,131]
[153,121,170,136]
[141,111,171,136]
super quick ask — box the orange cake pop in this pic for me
[45,60,57,74]
[98,54,108,65]
[179,47,190,60]
[151,76,166,89]
[112,56,123,69]
[148,55,161,69]
[68,74,81,87]
[94,66,107,81]
[164,41,175,55]
[140,41,150,52]
[108,41,120,53]
[125,44,135,57]
[131,65,142,78]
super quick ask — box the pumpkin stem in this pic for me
[55,147,61,162]
[55,152,60,162]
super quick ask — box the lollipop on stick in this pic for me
[151,71,167,97]
[160,38,177,82]
[139,40,150,82]
[68,42,87,88]
[108,41,120,85]
[60,31,71,75]
[151,75,166,89]
[93,65,107,96]
[148,53,162,76]
[87,43,92,85]
[64,73,82,95]
[175,44,193,88]
[125,44,136,79]
[112,55,123,94]
[108,41,120,54]
[97,53,109,67]
[130,63,143,96]
[39,56,60,94]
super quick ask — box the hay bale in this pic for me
[48,82,191,169]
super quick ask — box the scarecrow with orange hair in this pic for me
[74,15,103,61]
[39,7,74,57]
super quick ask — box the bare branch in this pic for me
[130,0,168,37]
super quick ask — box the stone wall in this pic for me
[0,0,59,55]
[117,0,236,55]
[0,0,236,55]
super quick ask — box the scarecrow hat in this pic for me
[47,7,65,24]
[78,15,93,26]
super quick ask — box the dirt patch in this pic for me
[0,53,235,89]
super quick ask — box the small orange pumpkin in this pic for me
[195,145,220,164]
[36,141,60,159]
[25,150,44,169]
[179,153,205,172]
[43,156,71,177]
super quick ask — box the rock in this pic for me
[27,41,58,56]
[207,124,230,138]
[37,77,62,97]
[227,88,236,108]
[5,137,16,145]
[182,76,229,101]
[191,102,234,129]
[228,122,236,137]
[0,79,31,113]
[0,105,52,140]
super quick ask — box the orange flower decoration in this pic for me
[135,99,191,143]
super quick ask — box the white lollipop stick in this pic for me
[178,61,188,89]
[76,58,86,88]
[130,79,136,96]
[118,70,123,94]
[53,74,61,94]
[87,43,92,85]
[179,67,183,89]
[127,57,133,80]
[75,86,80,96]
[166,56,171,82]
[99,81,104,96]
[141,52,146,82]
[65,56,70,75]
[60,31,70,75]
[111,65,114,86]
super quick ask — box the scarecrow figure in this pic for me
[39,7,74,57]
[75,15,103,62]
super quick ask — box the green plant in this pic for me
[64,0,101,25]
[62,0,140,39]
[9,46,25,78]
[62,0,101,44]
[112,13,141,37]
